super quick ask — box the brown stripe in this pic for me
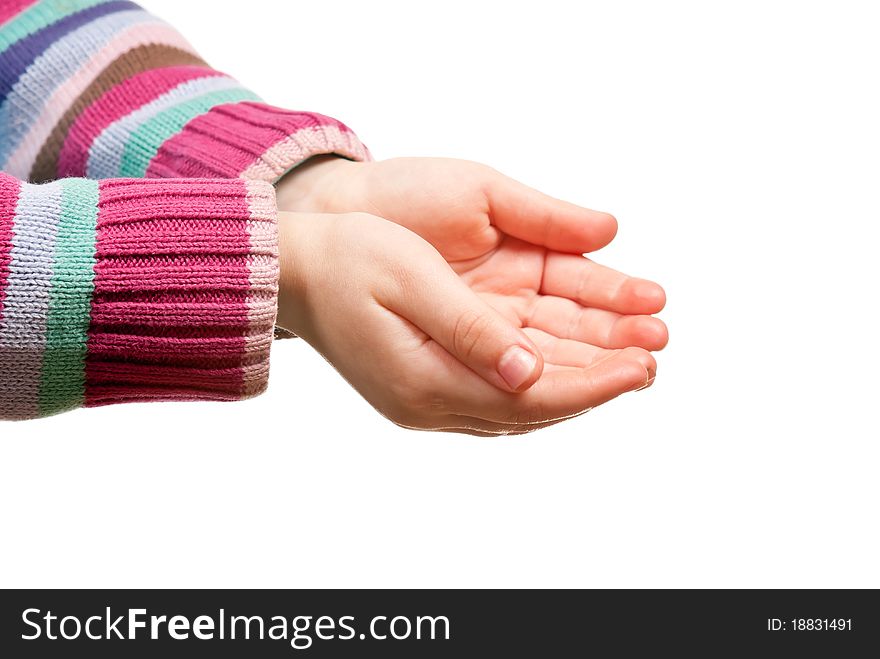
[29,44,207,183]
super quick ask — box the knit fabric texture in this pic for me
[0,0,370,183]
[0,0,373,419]
[0,172,278,419]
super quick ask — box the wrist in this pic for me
[276,211,314,336]
[274,155,360,213]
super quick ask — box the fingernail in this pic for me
[633,368,656,392]
[498,346,537,391]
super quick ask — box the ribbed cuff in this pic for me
[0,173,278,419]
[143,102,372,183]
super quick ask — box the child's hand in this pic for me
[277,211,656,435]
[277,157,668,355]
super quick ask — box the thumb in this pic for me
[383,256,544,393]
[486,169,618,254]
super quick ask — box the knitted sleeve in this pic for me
[0,0,370,183]
[0,172,278,420]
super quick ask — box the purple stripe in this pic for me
[0,0,136,104]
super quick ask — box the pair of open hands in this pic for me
[274,157,667,435]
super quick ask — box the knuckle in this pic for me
[452,310,492,362]
[386,261,420,298]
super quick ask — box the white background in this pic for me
[2,0,878,588]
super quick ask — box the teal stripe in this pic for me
[119,87,259,177]
[38,177,99,417]
[0,0,112,54]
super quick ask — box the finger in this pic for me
[526,296,669,351]
[381,253,545,393]
[485,170,618,253]
[541,252,667,315]
[478,347,655,423]
[422,341,656,424]
[522,327,613,367]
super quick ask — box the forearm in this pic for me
[0,172,278,420]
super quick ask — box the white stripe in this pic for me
[86,74,241,178]
[0,9,157,163]
[2,23,196,177]
[0,180,64,418]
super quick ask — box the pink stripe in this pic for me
[84,178,253,406]
[90,253,260,290]
[84,385,248,406]
[94,221,257,253]
[241,124,372,181]
[58,64,220,177]
[0,0,37,26]
[87,330,272,364]
[0,174,21,320]
[241,179,278,398]
[7,23,197,176]
[88,301,251,328]
[145,102,352,178]
[86,361,253,393]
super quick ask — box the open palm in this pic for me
[277,156,668,430]
[337,158,667,373]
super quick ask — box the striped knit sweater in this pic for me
[0,0,370,419]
